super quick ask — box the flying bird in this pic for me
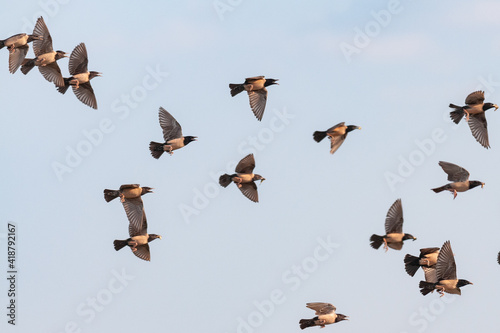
[313,122,361,154]
[370,199,416,251]
[431,161,484,199]
[20,16,67,86]
[449,91,498,148]
[0,32,42,73]
[299,302,348,330]
[404,247,440,277]
[113,207,161,261]
[229,76,278,121]
[104,184,153,234]
[57,43,101,109]
[419,240,472,296]
[149,107,197,159]
[219,153,265,203]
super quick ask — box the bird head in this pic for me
[254,175,265,183]
[469,181,484,189]
[55,50,68,60]
[264,78,279,87]
[403,234,417,241]
[347,125,361,132]
[184,136,198,145]
[89,71,102,79]
[142,187,154,195]
[149,234,162,242]
[335,314,349,322]
[484,102,498,111]
[457,279,473,288]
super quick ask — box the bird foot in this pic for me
[453,190,457,199]
[163,145,173,155]
[383,239,389,252]
[465,111,470,122]
[120,194,125,203]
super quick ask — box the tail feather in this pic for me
[229,83,245,97]
[404,254,421,277]
[113,239,128,251]
[103,189,119,202]
[431,185,448,193]
[0,40,5,49]
[21,59,35,75]
[299,318,317,330]
[219,174,233,187]
[313,131,327,143]
[370,234,384,249]
[419,281,435,296]
[149,141,164,159]
[449,104,464,124]
[57,78,71,94]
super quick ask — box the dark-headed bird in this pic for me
[431,161,484,199]
[299,302,348,330]
[229,76,278,121]
[104,184,153,234]
[113,207,161,261]
[313,122,361,154]
[449,91,497,148]
[404,247,440,277]
[20,17,67,86]
[149,107,197,159]
[1,33,42,73]
[370,199,416,251]
[419,240,472,296]
[57,43,101,109]
[219,153,265,203]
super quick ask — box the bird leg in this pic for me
[120,193,125,203]
[422,259,430,266]
[453,190,457,199]
[8,45,15,53]
[234,177,243,188]
[436,285,445,297]
[464,110,470,122]
[69,78,79,89]
[317,319,326,328]
[383,238,389,252]
[163,145,173,155]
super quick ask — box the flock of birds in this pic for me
[0,16,101,109]
[2,16,499,330]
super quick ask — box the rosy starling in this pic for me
[149,107,197,159]
[404,247,440,277]
[313,122,361,154]
[229,76,278,121]
[370,199,416,251]
[219,153,265,203]
[431,161,484,199]
[299,302,348,330]
[0,32,42,73]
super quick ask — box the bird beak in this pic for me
[481,183,485,188]
[159,236,162,240]
[96,72,103,77]
[494,104,499,111]
[149,188,154,193]
[63,53,69,58]
[260,178,266,183]
[193,137,198,141]
[358,126,362,130]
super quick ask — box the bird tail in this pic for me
[449,104,464,124]
[219,174,233,187]
[20,58,35,75]
[229,83,245,97]
[419,281,435,296]
[404,254,421,277]
[149,141,164,159]
[0,40,5,49]
[299,317,317,330]
[431,185,448,193]
[103,189,120,202]
[313,131,327,143]
[113,239,128,251]
[370,234,384,249]
[57,78,71,94]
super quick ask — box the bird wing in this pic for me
[119,184,140,190]
[247,89,267,121]
[235,154,255,174]
[465,91,485,105]
[422,266,438,283]
[329,134,347,154]
[123,197,145,236]
[468,113,489,148]
[438,161,470,182]
[420,247,440,256]
[306,303,336,315]
[129,208,148,237]
[436,240,457,280]
[385,198,404,234]
[8,45,28,74]
[69,42,88,75]
[132,244,151,261]
[325,122,346,133]
[158,107,182,141]
[238,182,258,203]
[245,76,265,82]
[38,62,64,87]
[32,17,53,55]
[72,82,97,109]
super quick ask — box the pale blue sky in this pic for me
[2,1,500,332]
